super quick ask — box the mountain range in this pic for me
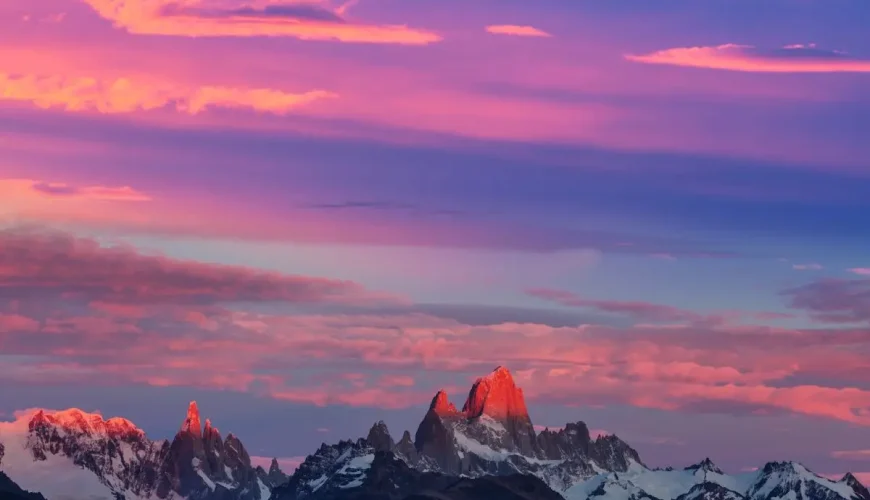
[1,366,867,500]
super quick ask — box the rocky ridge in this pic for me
[0,402,286,500]
[276,366,870,500]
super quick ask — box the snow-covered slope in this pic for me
[274,438,376,499]
[563,459,870,500]
[0,404,288,500]
[0,408,152,500]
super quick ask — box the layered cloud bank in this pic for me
[1,227,869,426]
[626,43,870,73]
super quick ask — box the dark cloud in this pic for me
[30,182,79,197]
[159,2,345,23]
[0,226,399,306]
[783,278,870,324]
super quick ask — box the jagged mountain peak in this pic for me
[28,408,144,440]
[181,400,202,437]
[462,365,530,421]
[429,389,459,415]
[676,481,744,500]
[366,420,395,452]
[747,460,865,500]
[203,417,221,439]
[685,457,723,475]
[841,473,870,500]
[758,459,810,476]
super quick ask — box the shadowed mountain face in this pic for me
[270,450,564,500]
[0,470,47,500]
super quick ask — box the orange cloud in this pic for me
[0,72,336,115]
[626,43,870,73]
[485,24,552,38]
[80,0,441,45]
[832,450,870,460]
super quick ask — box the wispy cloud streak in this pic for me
[626,43,870,73]
[30,182,151,201]
[485,25,551,38]
[0,73,336,115]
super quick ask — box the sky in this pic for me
[1,0,870,483]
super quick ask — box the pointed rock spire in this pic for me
[269,458,281,475]
[461,366,530,420]
[203,418,220,439]
[366,421,395,452]
[181,401,202,438]
[429,390,458,415]
[394,430,418,462]
[841,472,870,500]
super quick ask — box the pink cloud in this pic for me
[849,268,870,276]
[0,313,40,332]
[832,450,870,460]
[0,72,336,115]
[626,43,870,73]
[5,296,870,426]
[80,0,441,45]
[378,375,416,387]
[485,25,552,38]
[3,232,870,425]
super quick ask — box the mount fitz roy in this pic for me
[0,367,868,500]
